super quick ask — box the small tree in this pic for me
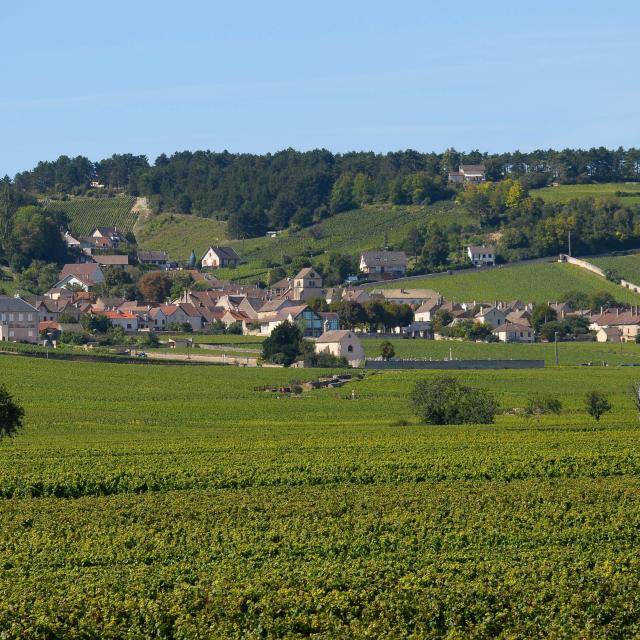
[380,341,395,361]
[585,391,612,422]
[262,320,307,367]
[0,384,24,440]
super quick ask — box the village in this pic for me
[0,222,636,368]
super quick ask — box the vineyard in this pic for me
[47,196,137,237]
[1,356,640,636]
[375,261,640,303]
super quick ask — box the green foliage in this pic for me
[378,262,640,305]
[531,304,558,331]
[411,376,498,425]
[380,340,395,361]
[0,383,24,439]
[585,390,612,422]
[305,352,348,368]
[16,261,60,294]
[262,320,307,366]
[524,394,563,418]
[47,196,137,237]
[81,314,111,334]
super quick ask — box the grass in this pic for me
[135,212,229,260]
[590,253,640,285]
[374,261,640,303]
[0,266,18,295]
[363,336,640,366]
[47,196,137,236]
[532,182,640,205]
[136,201,472,277]
[2,357,640,635]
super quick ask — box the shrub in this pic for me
[305,352,348,368]
[380,341,395,361]
[411,377,498,425]
[524,394,562,418]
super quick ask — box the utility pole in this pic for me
[568,231,572,257]
[554,331,559,366]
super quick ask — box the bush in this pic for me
[411,377,498,425]
[305,352,348,368]
[524,394,562,418]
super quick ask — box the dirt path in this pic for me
[132,197,153,240]
[134,350,259,366]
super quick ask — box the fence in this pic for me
[365,359,545,370]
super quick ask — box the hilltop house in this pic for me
[201,246,240,269]
[467,246,495,267]
[359,251,408,280]
[448,164,486,184]
[89,227,126,245]
[0,296,38,343]
[314,330,365,367]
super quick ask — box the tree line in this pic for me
[10,147,640,239]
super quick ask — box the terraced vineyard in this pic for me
[2,356,640,636]
[47,196,137,236]
[591,253,640,285]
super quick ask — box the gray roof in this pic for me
[360,251,408,267]
[203,246,240,261]
[0,295,38,313]
[137,250,169,262]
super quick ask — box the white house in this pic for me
[492,323,534,343]
[467,246,495,267]
[201,246,240,269]
[414,299,442,322]
[291,267,323,301]
[448,164,486,184]
[314,330,365,367]
[103,311,139,333]
[475,305,506,327]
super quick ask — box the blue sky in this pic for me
[2,0,639,175]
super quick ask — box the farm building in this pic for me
[448,164,486,184]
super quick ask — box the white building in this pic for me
[314,330,365,367]
[467,246,495,267]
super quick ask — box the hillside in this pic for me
[135,201,474,277]
[46,196,137,237]
[373,261,640,303]
[590,253,640,284]
[531,182,640,205]
[134,213,229,260]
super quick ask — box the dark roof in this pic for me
[137,250,169,262]
[0,295,38,313]
[360,251,408,267]
[203,246,240,261]
[467,245,495,254]
[60,263,103,282]
[460,164,486,173]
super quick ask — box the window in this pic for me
[18,313,23,321]
[347,345,353,352]
[28,330,34,337]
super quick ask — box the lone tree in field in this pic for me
[380,341,395,361]
[0,384,24,440]
[585,390,612,422]
[262,320,311,367]
[411,376,498,425]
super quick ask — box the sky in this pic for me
[1,0,639,175]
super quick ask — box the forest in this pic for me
[10,147,640,239]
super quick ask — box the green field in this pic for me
[532,182,640,205]
[590,253,640,285]
[375,261,640,303]
[46,196,138,237]
[135,213,229,261]
[363,337,640,366]
[3,356,640,636]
